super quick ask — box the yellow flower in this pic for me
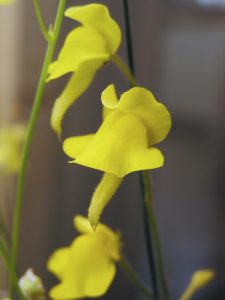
[64,84,171,176]
[63,85,171,227]
[47,215,121,299]
[0,124,25,175]
[47,4,121,138]
[179,269,215,300]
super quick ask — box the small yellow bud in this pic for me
[179,269,215,300]
[191,269,215,288]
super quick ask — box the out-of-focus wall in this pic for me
[0,0,24,290]
[0,0,23,122]
[158,6,225,298]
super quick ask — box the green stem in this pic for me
[10,0,67,295]
[111,54,137,87]
[0,213,10,246]
[119,256,155,300]
[141,171,169,300]
[0,240,24,300]
[33,0,51,42]
[140,172,160,298]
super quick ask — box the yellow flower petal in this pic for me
[47,247,70,280]
[63,134,94,158]
[65,4,121,54]
[101,86,171,143]
[101,84,118,109]
[64,111,164,177]
[73,215,93,234]
[48,216,121,299]
[49,236,116,299]
[115,87,171,145]
[74,215,120,261]
[50,61,101,138]
[47,26,109,81]
[101,83,119,119]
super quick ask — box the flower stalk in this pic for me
[141,171,169,300]
[111,54,137,87]
[10,0,67,295]
[33,0,52,42]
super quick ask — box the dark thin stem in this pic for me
[141,171,169,300]
[122,0,160,298]
[139,173,159,298]
[122,0,135,74]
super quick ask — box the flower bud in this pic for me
[19,269,45,300]
[179,269,215,300]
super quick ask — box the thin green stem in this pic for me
[141,171,169,300]
[140,172,160,299]
[111,54,137,86]
[0,240,24,300]
[0,214,10,246]
[119,256,155,300]
[33,0,51,42]
[10,0,67,296]
[122,0,135,74]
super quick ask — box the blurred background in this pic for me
[0,0,225,299]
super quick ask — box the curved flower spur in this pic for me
[47,4,121,138]
[63,84,172,229]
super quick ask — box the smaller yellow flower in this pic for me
[0,124,25,175]
[179,269,215,300]
[47,215,121,299]
[47,4,121,138]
